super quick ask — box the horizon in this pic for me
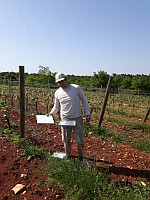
[0,68,149,77]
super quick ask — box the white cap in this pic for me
[55,72,66,83]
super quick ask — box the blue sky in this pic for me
[0,0,150,75]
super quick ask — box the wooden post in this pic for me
[8,77,12,95]
[98,76,113,127]
[19,66,25,138]
[143,106,150,123]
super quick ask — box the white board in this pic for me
[36,115,54,124]
[58,120,76,126]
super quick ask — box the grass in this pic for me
[84,123,114,139]
[45,156,150,200]
[46,157,108,200]
[113,132,128,143]
[20,144,47,161]
[105,116,150,132]
[133,139,150,153]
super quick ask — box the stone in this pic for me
[12,184,25,194]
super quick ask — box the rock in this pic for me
[12,184,25,194]
[21,173,28,179]
[141,181,146,187]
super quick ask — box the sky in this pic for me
[0,0,150,76]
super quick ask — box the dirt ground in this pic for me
[0,109,150,199]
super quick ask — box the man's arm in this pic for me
[48,93,60,116]
[77,86,91,117]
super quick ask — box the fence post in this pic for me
[19,66,25,138]
[98,76,113,127]
[143,106,150,123]
[8,77,12,95]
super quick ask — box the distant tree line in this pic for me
[0,65,150,91]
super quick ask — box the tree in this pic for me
[2,72,19,82]
[120,75,132,89]
[91,70,109,88]
[38,65,55,84]
[131,75,150,90]
[38,65,50,75]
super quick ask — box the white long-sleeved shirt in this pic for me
[50,84,90,119]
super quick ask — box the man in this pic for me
[48,72,91,162]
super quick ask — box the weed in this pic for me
[106,116,150,132]
[133,139,150,153]
[11,133,21,144]
[113,132,128,143]
[84,123,114,139]
[21,145,47,161]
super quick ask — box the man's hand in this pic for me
[85,115,91,124]
[46,113,53,117]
